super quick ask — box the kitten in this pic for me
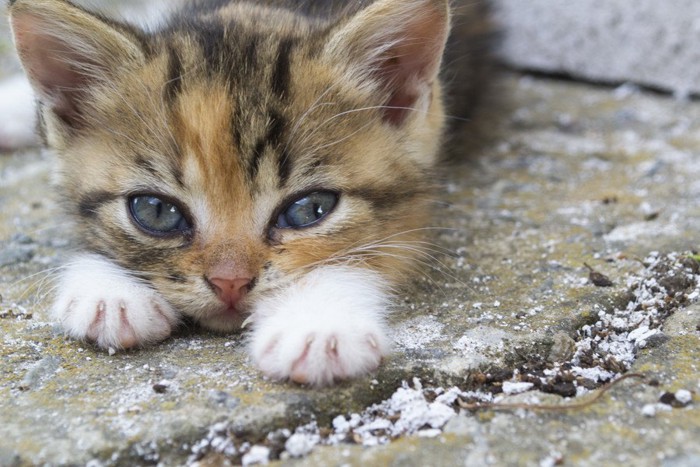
[7,0,489,385]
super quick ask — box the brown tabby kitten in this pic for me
[8,0,489,385]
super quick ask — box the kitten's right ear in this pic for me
[324,0,450,127]
[9,0,146,130]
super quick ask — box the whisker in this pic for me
[286,83,339,145]
[338,226,459,255]
[351,247,468,288]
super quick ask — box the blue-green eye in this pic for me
[276,192,338,229]
[129,195,190,235]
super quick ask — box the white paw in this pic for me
[0,74,39,151]
[249,266,392,386]
[52,255,179,350]
[253,325,388,386]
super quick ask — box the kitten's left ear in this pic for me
[9,0,146,131]
[324,0,450,126]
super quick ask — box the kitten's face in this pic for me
[13,0,448,332]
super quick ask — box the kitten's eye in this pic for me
[129,195,190,235]
[276,192,338,229]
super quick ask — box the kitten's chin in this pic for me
[197,306,249,332]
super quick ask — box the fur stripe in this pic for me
[249,138,266,180]
[246,111,289,182]
[347,185,423,210]
[171,162,186,189]
[134,155,159,176]
[269,111,291,185]
[164,45,183,103]
[267,111,286,146]
[231,107,243,153]
[271,38,294,99]
[78,191,118,219]
[198,22,229,77]
[135,155,184,189]
[277,149,293,187]
[243,35,260,70]
[167,273,188,284]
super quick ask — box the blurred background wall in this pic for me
[494,0,700,97]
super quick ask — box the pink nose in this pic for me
[209,277,253,309]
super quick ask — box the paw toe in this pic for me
[289,336,315,384]
[116,304,139,349]
[85,301,106,342]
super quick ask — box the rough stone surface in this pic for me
[2,4,700,467]
[494,0,700,97]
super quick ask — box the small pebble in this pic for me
[641,404,656,417]
[675,389,692,405]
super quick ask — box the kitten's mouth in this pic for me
[214,299,251,322]
[218,303,246,318]
[222,305,242,317]
[199,303,250,333]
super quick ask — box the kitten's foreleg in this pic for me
[52,254,179,350]
[0,74,39,151]
[249,266,392,386]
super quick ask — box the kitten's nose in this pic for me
[208,277,253,309]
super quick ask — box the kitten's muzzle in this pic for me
[207,276,254,311]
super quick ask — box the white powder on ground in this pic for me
[452,326,508,356]
[284,422,321,457]
[392,316,445,351]
[570,366,615,383]
[502,381,535,395]
[573,252,699,380]
[188,252,699,464]
[241,445,270,466]
[277,378,493,455]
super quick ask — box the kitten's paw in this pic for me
[249,266,391,386]
[52,255,179,350]
[0,74,38,151]
[254,327,389,386]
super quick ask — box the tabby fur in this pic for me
[9,0,491,385]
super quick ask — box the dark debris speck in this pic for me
[658,392,690,408]
[584,263,614,287]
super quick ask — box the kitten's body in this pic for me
[7,0,490,385]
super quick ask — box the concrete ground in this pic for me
[2,4,700,467]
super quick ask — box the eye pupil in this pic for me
[130,195,190,235]
[277,192,337,229]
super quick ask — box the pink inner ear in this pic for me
[12,12,90,126]
[374,7,448,126]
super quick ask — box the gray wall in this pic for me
[494,0,700,96]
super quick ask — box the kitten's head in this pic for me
[10,0,450,330]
